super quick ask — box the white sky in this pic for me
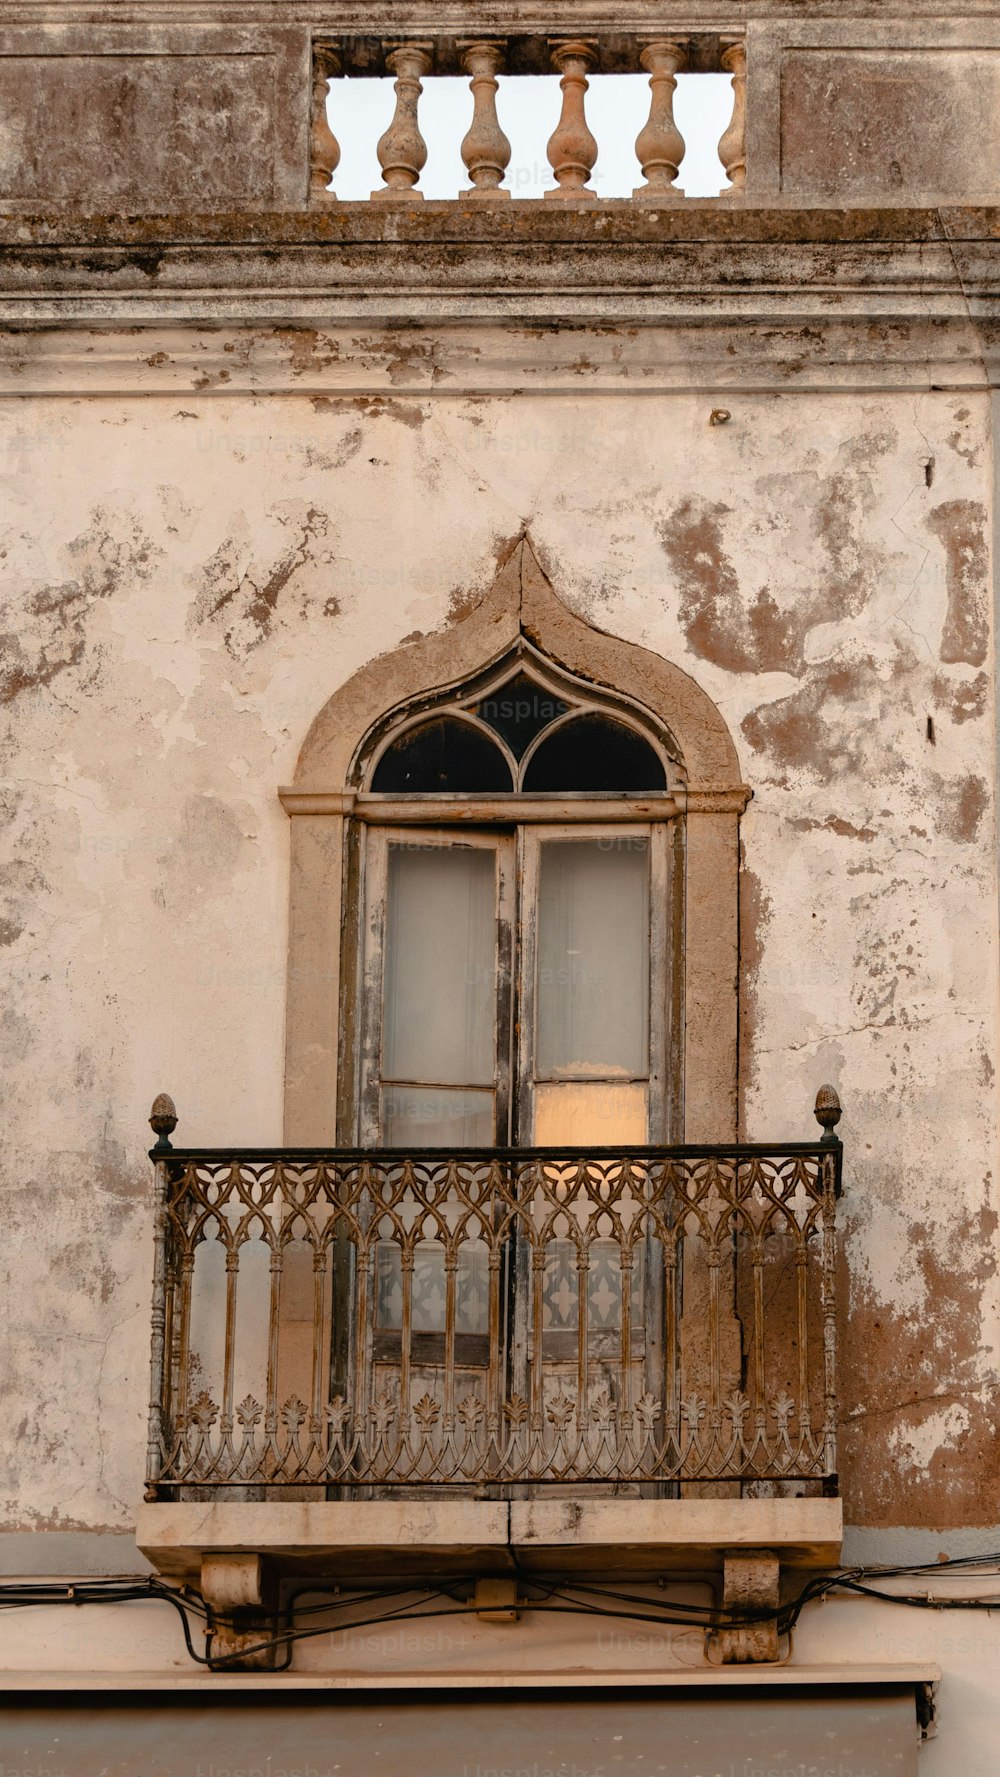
[328,72,733,200]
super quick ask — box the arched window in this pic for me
[330,643,685,1418]
[280,539,748,1151]
[369,683,667,797]
[277,542,748,1477]
[349,646,681,1149]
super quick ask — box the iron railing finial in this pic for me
[149,1093,178,1152]
[814,1084,842,1146]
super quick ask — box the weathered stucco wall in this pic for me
[1,360,997,1537]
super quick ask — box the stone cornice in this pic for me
[5,2,1000,20]
[0,314,992,397]
[2,204,995,247]
[1,207,998,389]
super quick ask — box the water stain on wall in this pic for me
[658,497,802,673]
[658,448,890,675]
[1,508,161,703]
[927,499,989,666]
[840,1196,1000,1524]
[189,503,340,661]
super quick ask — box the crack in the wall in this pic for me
[755,1005,987,1058]
[844,1384,995,1425]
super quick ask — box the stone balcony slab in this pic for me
[136,1496,843,1583]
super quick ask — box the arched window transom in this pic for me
[360,649,682,798]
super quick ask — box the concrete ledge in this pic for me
[136,1496,842,1581]
[2,1661,936,1692]
[0,205,994,247]
[137,1500,512,1580]
[511,1498,842,1570]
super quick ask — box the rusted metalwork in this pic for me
[145,1101,843,1496]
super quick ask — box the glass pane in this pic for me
[523,714,666,792]
[534,1080,648,1145]
[456,1239,489,1333]
[412,1244,449,1331]
[372,717,512,792]
[588,1240,624,1330]
[376,1240,488,1333]
[539,1241,643,1335]
[382,1085,495,1146]
[376,1243,404,1328]
[537,840,649,1078]
[472,673,570,759]
[542,1239,578,1330]
[384,847,496,1085]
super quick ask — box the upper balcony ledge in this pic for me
[2,203,999,249]
[135,1495,843,1583]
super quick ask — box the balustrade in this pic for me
[459,41,511,198]
[634,40,688,198]
[719,40,748,192]
[309,46,341,201]
[373,43,434,201]
[309,34,748,205]
[546,40,600,200]
[145,1092,842,1499]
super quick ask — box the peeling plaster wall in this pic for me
[1,368,997,1538]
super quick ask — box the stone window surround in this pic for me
[278,535,750,1146]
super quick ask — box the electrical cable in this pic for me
[1,1549,998,1670]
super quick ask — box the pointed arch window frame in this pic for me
[278,539,750,1148]
[360,641,679,804]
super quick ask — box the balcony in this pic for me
[139,1097,843,1590]
[309,36,746,206]
[4,13,998,221]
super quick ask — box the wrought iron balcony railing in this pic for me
[145,1093,842,1500]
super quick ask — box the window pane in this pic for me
[376,1243,404,1328]
[372,717,512,792]
[537,839,649,1078]
[376,1239,489,1332]
[542,1239,578,1330]
[534,1080,648,1145]
[542,1240,630,1332]
[472,673,570,759]
[383,846,496,1086]
[381,1084,495,1146]
[523,714,665,792]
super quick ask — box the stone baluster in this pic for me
[634,39,688,197]
[718,40,747,192]
[545,40,599,201]
[372,43,433,201]
[459,41,511,199]
[309,47,341,202]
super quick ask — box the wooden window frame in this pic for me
[516,820,674,1146]
[345,815,677,1150]
[353,823,516,1149]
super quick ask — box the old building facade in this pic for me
[1,2,999,1771]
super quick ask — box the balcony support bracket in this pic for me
[717,1549,780,1664]
[200,1553,278,1672]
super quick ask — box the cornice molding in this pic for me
[2,205,994,246]
[0,209,998,319]
[1,209,998,388]
[0,315,991,396]
[5,3,1000,20]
